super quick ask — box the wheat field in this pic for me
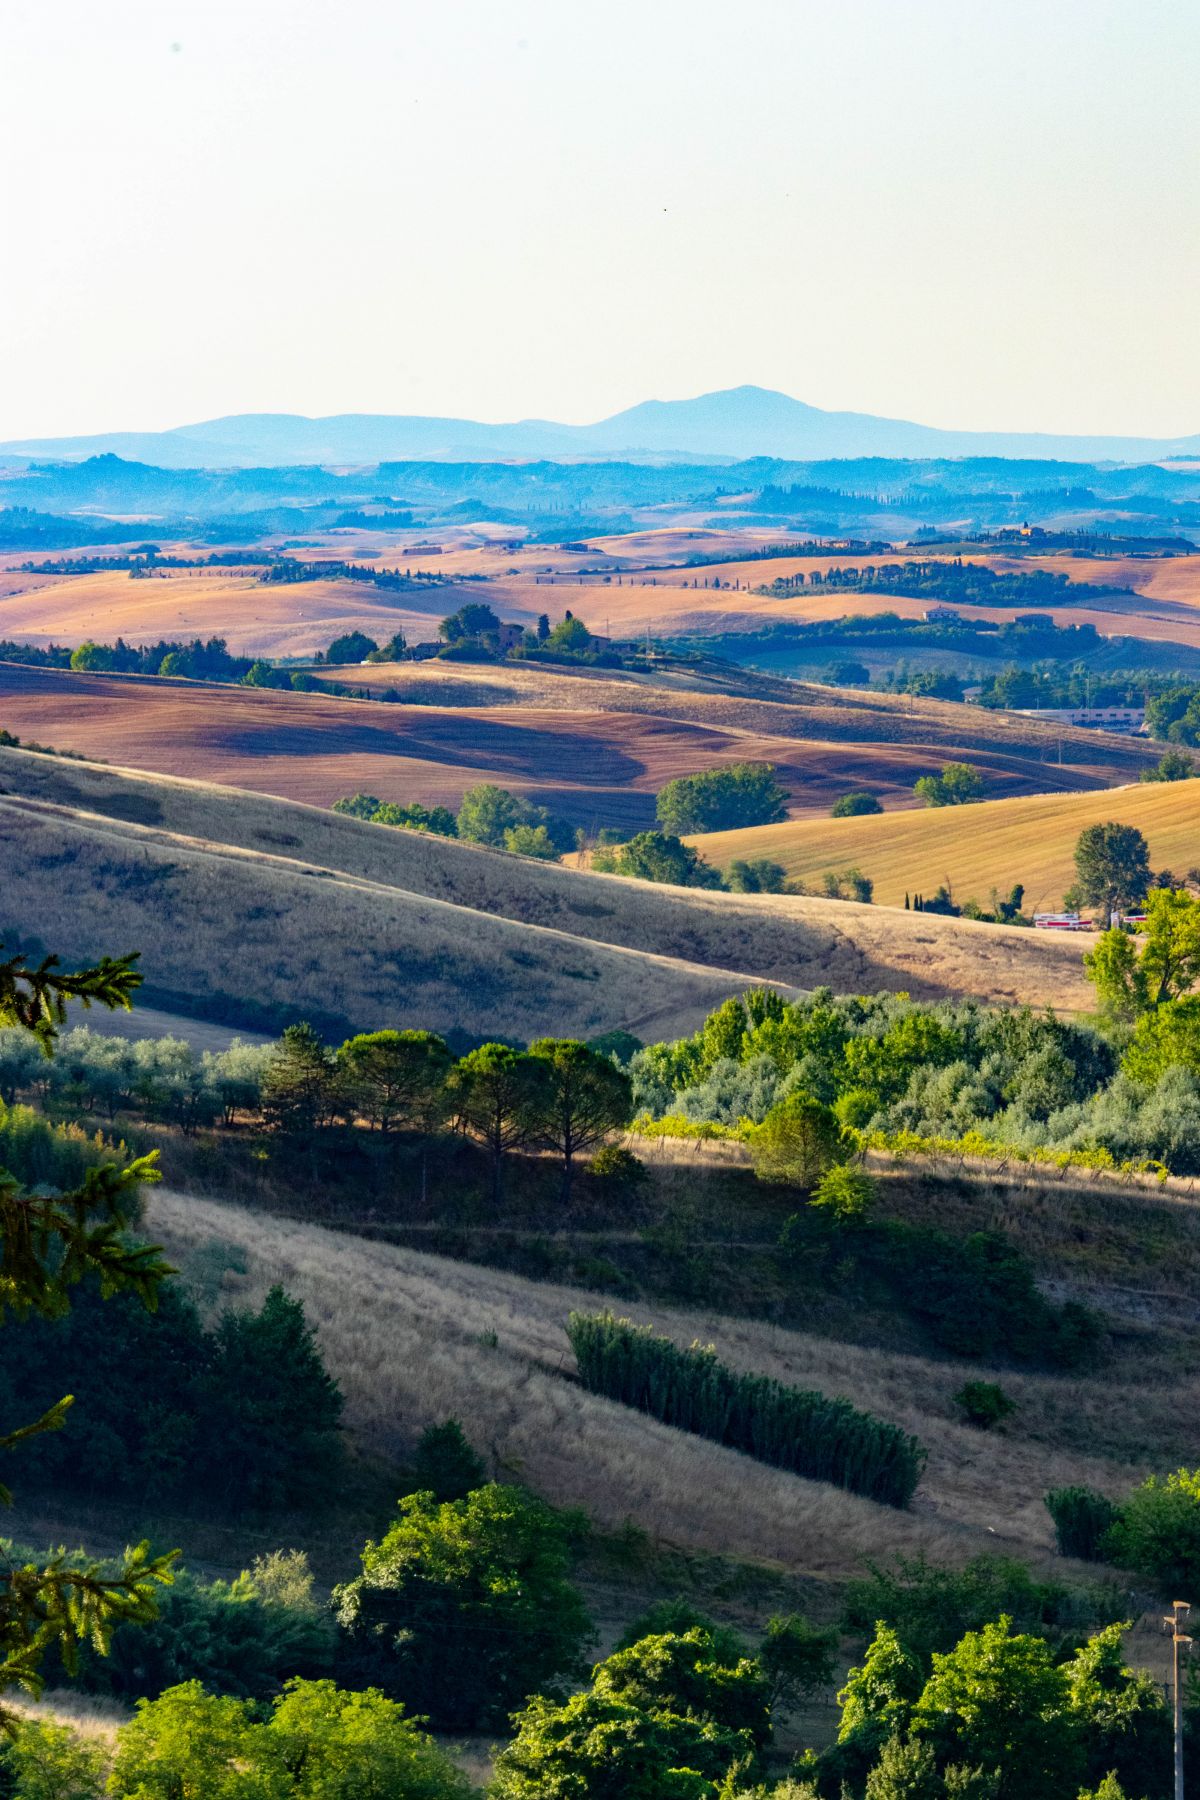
[686,779,1200,915]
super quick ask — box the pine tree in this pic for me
[0,942,176,1716]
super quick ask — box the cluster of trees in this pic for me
[435,603,619,667]
[1146,681,1200,745]
[66,634,253,680]
[655,764,789,835]
[334,782,577,858]
[260,557,449,590]
[627,976,1200,1178]
[913,762,984,807]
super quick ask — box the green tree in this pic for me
[655,764,787,835]
[914,764,984,808]
[439,603,502,644]
[0,1716,108,1799]
[68,641,116,672]
[261,1024,336,1137]
[1103,1466,1200,1591]
[527,1038,633,1201]
[1083,928,1149,1021]
[204,1286,344,1507]
[594,1627,770,1751]
[1087,889,1200,1019]
[608,831,720,888]
[756,1614,838,1712]
[546,614,593,653]
[810,1162,876,1222]
[456,783,524,846]
[832,792,883,817]
[837,1623,924,1760]
[748,1093,848,1191]
[324,630,379,664]
[1064,1621,1170,1795]
[0,943,175,1714]
[402,1418,486,1502]
[723,859,788,893]
[1072,823,1151,916]
[446,1043,549,1202]
[1122,995,1200,1085]
[491,1689,742,1800]
[504,822,561,859]
[332,1485,592,1731]
[106,1677,471,1800]
[1140,749,1197,782]
[864,1734,940,1800]
[910,1617,1081,1800]
[331,793,382,819]
[335,1029,451,1134]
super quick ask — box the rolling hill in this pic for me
[0,659,1158,829]
[686,779,1200,915]
[0,747,1097,1040]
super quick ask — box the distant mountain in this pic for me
[4,386,1199,468]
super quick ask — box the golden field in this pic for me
[687,777,1200,914]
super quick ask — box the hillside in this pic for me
[0,659,1156,829]
[0,747,1097,1037]
[686,779,1200,914]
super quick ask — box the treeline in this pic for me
[754,558,1131,607]
[0,1023,633,1200]
[568,1311,926,1506]
[694,610,1106,665]
[18,549,287,573]
[260,557,451,588]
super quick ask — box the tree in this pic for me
[335,1029,451,1134]
[724,859,788,893]
[445,1043,550,1202]
[546,615,593,653]
[1072,824,1151,916]
[456,783,525,846]
[324,630,379,665]
[837,1623,924,1761]
[810,1163,876,1223]
[536,613,551,642]
[366,631,408,662]
[910,1618,1081,1800]
[748,1092,848,1191]
[824,660,871,686]
[68,640,116,672]
[655,764,787,834]
[505,822,561,859]
[757,1614,838,1712]
[605,831,721,888]
[333,1485,592,1731]
[106,1677,472,1800]
[1140,749,1197,782]
[439,602,501,644]
[832,792,883,817]
[863,1734,940,1800]
[261,1024,336,1136]
[1064,1622,1171,1796]
[593,1628,771,1751]
[914,764,984,808]
[331,793,382,819]
[1122,995,1200,1085]
[204,1286,344,1507]
[491,1689,744,1800]
[1103,1466,1200,1591]
[1086,889,1200,1018]
[527,1038,633,1201]
[0,1716,108,1799]
[0,942,175,1715]
[402,1418,486,1502]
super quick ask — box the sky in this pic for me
[2,0,1198,440]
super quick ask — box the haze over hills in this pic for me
[5,384,1200,468]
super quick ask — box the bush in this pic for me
[810,1163,876,1222]
[1103,1468,1200,1590]
[749,1092,849,1191]
[568,1312,926,1508]
[1044,1487,1121,1562]
[0,1718,107,1800]
[332,1484,593,1730]
[954,1381,1017,1431]
[589,1144,649,1190]
[655,763,787,834]
[832,792,883,817]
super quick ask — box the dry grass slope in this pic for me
[151,1188,1167,1583]
[0,747,1098,1021]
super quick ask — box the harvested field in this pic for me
[687,778,1200,915]
[0,747,1098,1021]
[0,660,1156,828]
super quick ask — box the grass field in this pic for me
[686,778,1200,914]
[0,658,1156,827]
[147,1182,1188,1584]
[0,747,1099,1030]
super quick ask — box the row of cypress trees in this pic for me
[567,1311,926,1509]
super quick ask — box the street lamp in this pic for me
[1164,1600,1193,1800]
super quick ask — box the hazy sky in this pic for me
[3,0,1198,439]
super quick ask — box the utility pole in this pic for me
[1164,1599,1192,1800]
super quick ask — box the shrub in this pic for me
[724,858,789,893]
[1044,1487,1121,1562]
[568,1312,926,1508]
[1103,1468,1200,1590]
[402,1418,486,1502]
[0,1718,107,1799]
[589,1144,649,1190]
[954,1381,1017,1431]
[810,1163,876,1222]
[332,1484,593,1730]
[832,792,883,817]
